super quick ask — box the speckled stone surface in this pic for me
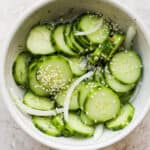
[0,0,149,150]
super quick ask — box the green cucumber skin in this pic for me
[104,65,134,93]
[28,61,50,96]
[109,50,142,84]
[84,87,121,123]
[105,103,135,130]
[23,91,55,111]
[13,52,31,88]
[32,116,61,136]
[26,25,56,55]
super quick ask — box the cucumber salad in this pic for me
[12,13,142,138]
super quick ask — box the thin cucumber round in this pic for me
[70,25,85,54]
[105,103,135,130]
[110,51,142,84]
[23,91,54,110]
[52,114,64,132]
[77,14,110,44]
[85,87,120,122]
[65,113,95,137]
[29,61,50,96]
[64,23,80,53]
[52,24,77,56]
[26,25,56,55]
[32,116,61,136]
[55,86,79,110]
[36,56,73,94]
[67,57,87,76]
[79,81,101,110]
[104,66,134,93]
[13,52,30,88]
[80,111,95,126]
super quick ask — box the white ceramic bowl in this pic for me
[0,0,150,149]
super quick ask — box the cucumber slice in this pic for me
[119,90,134,104]
[36,56,73,94]
[78,14,110,44]
[73,22,95,52]
[52,114,74,136]
[52,114,64,131]
[55,86,79,110]
[29,61,50,96]
[70,25,85,54]
[13,52,30,88]
[23,91,54,110]
[104,66,134,93]
[65,113,95,137]
[85,87,120,122]
[26,25,55,55]
[80,111,95,126]
[64,23,80,53]
[110,51,142,84]
[68,57,87,76]
[79,81,101,110]
[52,24,77,56]
[32,116,61,136]
[106,103,134,130]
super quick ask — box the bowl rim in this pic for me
[0,0,150,149]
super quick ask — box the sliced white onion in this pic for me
[93,124,104,141]
[124,26,136,49]
[63,71,94,121]
[75,18,103,36]
[9,88,64,116]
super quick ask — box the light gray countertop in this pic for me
[0,0,149,150]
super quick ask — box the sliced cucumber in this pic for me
[68,57,87,76]
[80,111,95,126]
[29,61,50,96]
[106,103,134,130]
[26,25,55,55]
[70,24,85,54]
[52,114,74,136]
[85,87,120,122]
[52,114,64,132]
[13,52,30,88]
[23,91,54,110]
[36,56,73,94]
[64,24,77,52]
[55,86,79,110]
[119,90,134,104]
[52,24,77,56]
[79,81,101,110]
[32,116,61,136]
[104,66,134,93]
[77,14,110,44]
[65,113,95,137]
[110,51,142,84]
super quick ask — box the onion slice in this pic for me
[63,71,94,121]
[9,88,64,116]
[124,26,136,49]
[93,124,104,140]
[75,18,103,36]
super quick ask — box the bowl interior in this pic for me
[3,0,150,149]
